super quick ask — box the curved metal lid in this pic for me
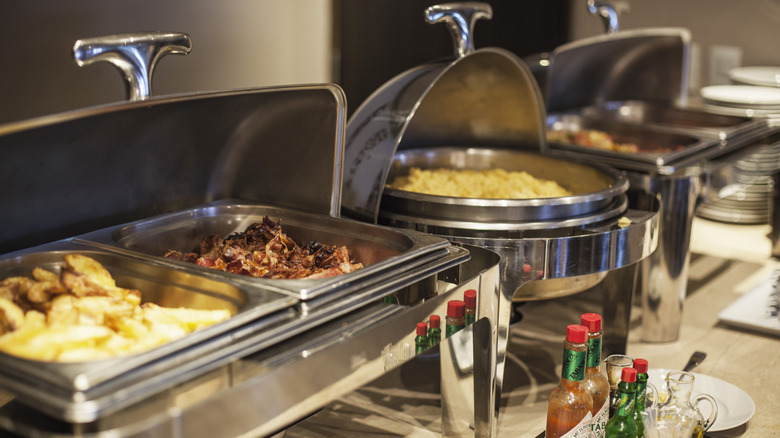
[341,2,546,223]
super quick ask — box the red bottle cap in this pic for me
[416,322,428,336]
[464,289,477,308]
[633,358,648,373]
[566,324,589,344]
[429,314,440,328]
[580,313,602,332]
[447,300,466,318]
[621,367,637,383]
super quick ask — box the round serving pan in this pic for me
[380,147,629,225]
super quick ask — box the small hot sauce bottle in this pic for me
[463,289,477,325]
[545,324,593,438]
[428,315,442,347]
[581,313,611,437]
[605,367,638,438]
[445,300,466,337]
[415,322,429,355]
[632,358,649,438]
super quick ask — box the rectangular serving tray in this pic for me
[76,200,454,302]
[0,241,298,393]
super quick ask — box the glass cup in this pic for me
[604,354,633,416]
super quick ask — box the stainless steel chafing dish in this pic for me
[341,3,660,436]
[543,22,776,343]
[0,31,501,437]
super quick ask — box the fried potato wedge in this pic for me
[0,255,233,362]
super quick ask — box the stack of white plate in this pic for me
[697,67,780,224]
[699,66,780,118]
[698,141,779,224]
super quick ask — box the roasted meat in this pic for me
[164,216,364,279]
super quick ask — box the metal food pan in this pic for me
[77,200,452,301]
[579,100,767,140]
[547,112,719,166]
[0,242,297,394]
[381,147,628,223]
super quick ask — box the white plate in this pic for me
[718,270,780,337]
[728,66,780,87]
[700,85,780,108]
[648,368,755,432]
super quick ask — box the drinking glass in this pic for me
[604,354,633,416]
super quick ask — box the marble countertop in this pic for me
[283,217,780,437]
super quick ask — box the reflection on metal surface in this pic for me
[73,32,192,101]
[546,28,691,112]
[0,245,502,438]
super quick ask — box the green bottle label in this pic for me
[635,380,647,412]
[427,328,441,347]
[415,336,428,355]
[586,337,601,368]
[561,348,586,381]
[446,323,464,337]
[615,390,635,417]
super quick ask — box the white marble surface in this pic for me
[283,217,780,437]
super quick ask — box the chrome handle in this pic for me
[587,0,620,34]
[73,32,192,101]
[424,2,492,58]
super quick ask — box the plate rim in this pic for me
[700,85,780,107]
[728,66,780,87]
[647,368,756,432]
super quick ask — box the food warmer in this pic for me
[342,3,659,435]
[540,18,778,343]
[0,33,503,437]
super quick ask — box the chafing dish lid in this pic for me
[342,2,546,223]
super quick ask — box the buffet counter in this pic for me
[282,216,780,437]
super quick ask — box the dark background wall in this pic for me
[332,1,570,116]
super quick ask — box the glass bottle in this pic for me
[445,300,466,337]
[463,289,477,325]
[605,367,638,438]
[657,370,718,438]
[428,315,441,347]
[545,324,593,438]
[632,358,649,438]
[581,313,611,438]
[415,322,429,355]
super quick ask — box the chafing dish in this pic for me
[543,32,776,343]
[341,3,660,436]
[0,31,497,436]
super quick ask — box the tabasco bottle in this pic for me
[463,289,477,325]
[632,358,649,438]
[445,300,466,337]
[415,322,429,355]
[605,367,638,438]
[545,324,593,438]
[581,313,611,438]
[428,315,441,347]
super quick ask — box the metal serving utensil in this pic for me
[683,351,707,372]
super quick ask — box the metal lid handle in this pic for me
[424,2,493,58]
[587,1,621,34]
[73,32,192,101]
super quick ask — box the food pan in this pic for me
[77,200,453,301]
[0,241,297,394]
[579,100,767,140]
[547,112,719,166]
[381,147,628,224]
[0,242,467,423]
